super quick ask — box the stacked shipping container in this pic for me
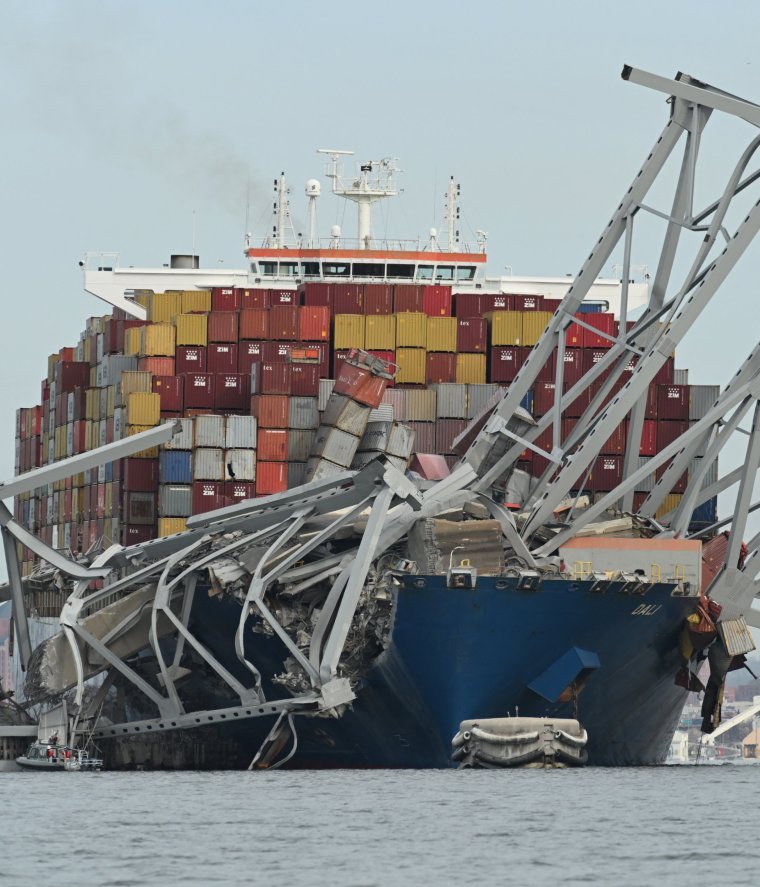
[12,283,717,575]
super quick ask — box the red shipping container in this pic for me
[533,382,557,417]
[364,284,393,315]
[63,489,72,521]
[251,395,289,428]
[123,524,156,546]
[208,311,239,343]
[333,361,387,408]
[57,361,90,394]
[657,384,690,420]
[536,352,557,383]
[513,294,544,311]
[59,347,76,362]
[592,455,624,492]
[239,288,270,309]
[290,364,320,397]
[256,461,288,495]
[238,341,265,376]
[123,457,159,492]
[69,388,86,422]
[583,349,612,384]
[640,419,657,455]
[393,284,424,313]
[454,293,486,318]
[423,285,453,317]
[270,305,299,340]
[139,356,175,376]
[601,421,628,455]
[290,342,329,376]
[214,373,249,410]
[565,314,585,348]
[543,298,562,312]
[581,313,616,348]
[300,283,331,307]
[258,429,289,461]
[207,343,239,374]
[72,420,87,453]
[646,384,658,419]
[192,481,227,514]
[212,287,241,311]
[557,349,586,391]
[152,375,184,413]
[226,481,256,502]
[564,386,593,419]
[656,460,688,494]
[435,418,468,453]
[333,284,363,313]
[653,357,675,386]
[333,349,350,378]
[269,288,299,306]
[257,362,292,395]
[457,318,487,353]
[426,353,457,384]
[490,346,525,383]
[365,351,395,387]
[184,372,214,409]
[239,309,269,340]
[657,419,689,451]
[299,305,330,341]
[176,346,207,373]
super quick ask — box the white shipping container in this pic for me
[289,397,319,430]
[358,421,392,453]
[386,423,416,459]
[310,426,360,467]
[433,384,467,419]
[368,403,394,423]
[225,449,256,481]
[321,395,372,436]
[405,388,437,422]
[287,461,307,488]
[689,385,720,421]
[195,415,225,449]
[635,456,654,492]
[690,456,718,488]
[225,415,257,449]
[673,368,689,385]
[288,429,316,462]
[193,447,225,481]
[467,384,500,419]
[158,484,193,517]
[318,379,335,412]
[304,456,347,483]
[163,417,194,450]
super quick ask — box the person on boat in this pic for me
[48,731,59,746]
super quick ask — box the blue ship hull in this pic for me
[183,576,696,768]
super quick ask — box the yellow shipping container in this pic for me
[124,326,142,356]
[47,354,59,384]
[486,311,522,346]
[521,311,553,347]
[181,289,212,314]
[89,366,98,388]
[142,323,176,357]
[456,353,487,384]
[656,494,683,520]
[334,315,365,350]
[395,312,427,348]
[133,291,152,310]
[126,424,159,458]
[106,385,117,417]
[175,313,208,347]
[364,315,396,350]
[149,291,183,323]
[119,371,153,407]
[158,517,188,537]
[85,388,98,420]
[127,392,161,427]
[396,348,427,385]
[426,316,457,352]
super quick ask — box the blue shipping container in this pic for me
[159,450,193,484]
[520,390,534,414]
[577,302,607,314]
[689,497,717,529]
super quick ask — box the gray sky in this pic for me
[2,0,760,538]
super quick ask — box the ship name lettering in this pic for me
[631,604,661,616]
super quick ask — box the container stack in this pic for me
[12,283,718,575]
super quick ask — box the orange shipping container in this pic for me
[256,461,288,495]
[299,306,330,341]
[257,429,289,461]
[139,356,175,376]
[239,308,269,340]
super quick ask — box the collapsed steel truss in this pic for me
[6,66,760,757]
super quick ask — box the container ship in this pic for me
[3,68,759,769]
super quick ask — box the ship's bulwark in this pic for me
[101,578,695,769]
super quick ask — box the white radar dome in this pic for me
[331,225,341,238]
[430,227,438,238]
[305,179,321,196]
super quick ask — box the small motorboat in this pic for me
[16,740,103,772]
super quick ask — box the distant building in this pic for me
[742,727,760,759]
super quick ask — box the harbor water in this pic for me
[3,766,758,885]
